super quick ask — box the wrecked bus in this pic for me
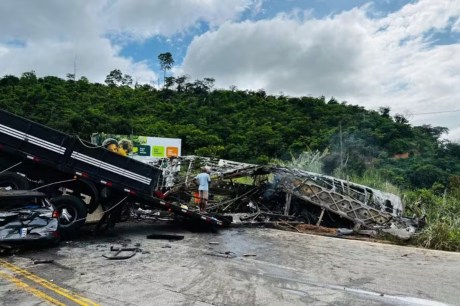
[159,156,423,239]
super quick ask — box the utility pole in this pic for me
[340,121,343,169]
[73,55,77,80]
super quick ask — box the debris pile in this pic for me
[154,156,423,240]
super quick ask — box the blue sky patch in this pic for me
[1,38,26,48]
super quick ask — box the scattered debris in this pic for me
[0,243,12,249]
[337,228,357,235]
[209,242,219,245]
[0,243,20,255]
[337,228,378,237]
[243,254,256,257]
[204,251,237,259]
[296,224,337,235]
[146,233,184,240]
[33,259,54,264]
[103,246,142,260]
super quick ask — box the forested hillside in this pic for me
[0,71,459,192]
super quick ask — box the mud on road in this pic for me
[1,223,460,306]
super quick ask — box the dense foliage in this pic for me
[0,71,459,193]
[1,71,459,250]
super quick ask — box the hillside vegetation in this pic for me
[1,71,459,250]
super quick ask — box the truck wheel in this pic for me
[56,179,99,214]
[51,195,87,238]
[0,172,30,190]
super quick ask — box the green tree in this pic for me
[175,75,188,92]
[105,69,123,87]
[105,69,133,87]
[121,74,133,86]
[164,76,175,89]
[158,52,174,87]
[379,106,391,118]
[408,165,446,189]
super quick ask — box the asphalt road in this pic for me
[1,222,459,306]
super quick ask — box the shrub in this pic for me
[404,188,460,251]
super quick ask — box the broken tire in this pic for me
[51,195,87,238]
[298,210,318,225]
[297,215,311,224]
[0,171,30,190]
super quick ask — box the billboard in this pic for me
[91,133,181,162]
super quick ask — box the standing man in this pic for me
[194,167,211,212]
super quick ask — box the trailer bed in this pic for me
[0,109,226,227]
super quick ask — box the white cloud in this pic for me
[0,0,254,83]
[0,1,104,41]
[376,0,457,38]
[182,10,371,94]
[105,0,253,39]
[447,125,460,142]
[453,16,460,31]
[0,0,154,83]
[180,0,460,135]
[0,36,154,83]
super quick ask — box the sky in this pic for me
[1,0,459,141]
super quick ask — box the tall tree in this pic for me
[158,52,174,87]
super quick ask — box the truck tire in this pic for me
[56,179,99,214]
[51,195,87,238]
[0,172,30,190]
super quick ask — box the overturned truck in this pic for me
[0,110,226,240]
[159,156,423,239]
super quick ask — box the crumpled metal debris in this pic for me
[204,251,237,259]
[102,246,142,260]
[153,156,423,239]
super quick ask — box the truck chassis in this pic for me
[0,110,226,237]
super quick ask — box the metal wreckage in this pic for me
[0,109,422,247]
[153,156,424,240]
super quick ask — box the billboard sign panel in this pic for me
[91,133,181,163]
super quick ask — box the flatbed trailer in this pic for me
[0,109,226,236]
